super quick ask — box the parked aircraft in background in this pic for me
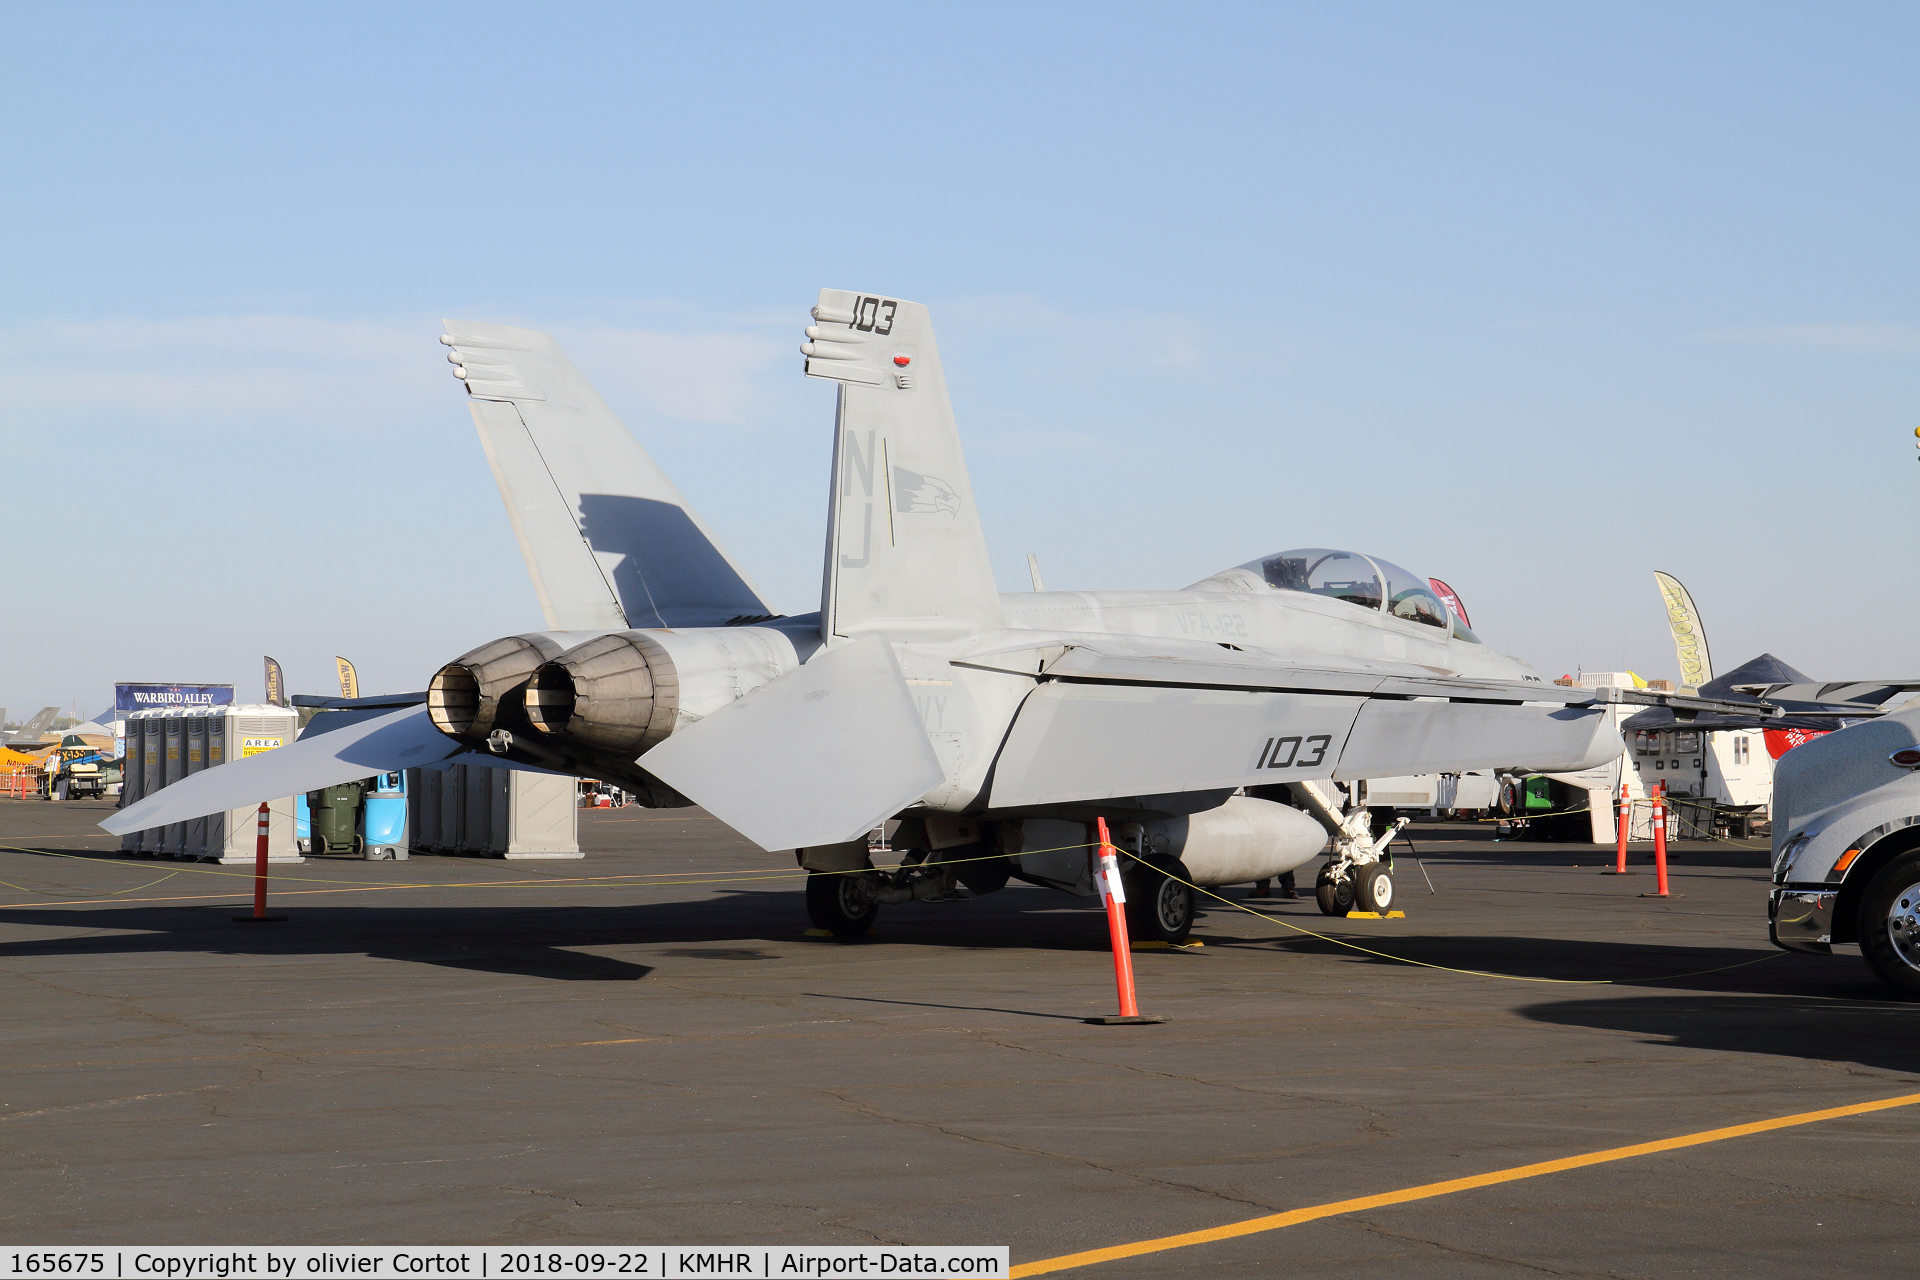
[2,708,60,747]
[108,291,1756,941]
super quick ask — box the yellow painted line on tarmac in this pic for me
[1010,1090,1920,1277]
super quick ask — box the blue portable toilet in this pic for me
[361,771,408,859]
[295,794,312,854]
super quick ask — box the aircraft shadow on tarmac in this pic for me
[1518,993,1920,1077]
[0,879,1886,996]
[0,901,668,982]
[0,881,1149,978]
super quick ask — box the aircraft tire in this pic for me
[1354,864,1393,914]
[806,869,879,937]
[1315,867,1355,917]
[1123,856,1194,943]
[1858,849,1920,999]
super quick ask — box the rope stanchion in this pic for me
[1606,779,1632,875]
[1641,781,1679,899]
[1085,817,1164,1025]
[232,802,287,923]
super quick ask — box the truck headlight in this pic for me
[1775,832,1811,882]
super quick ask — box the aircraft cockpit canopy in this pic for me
[1247,548,1381,610]
[1237,548,1476,640]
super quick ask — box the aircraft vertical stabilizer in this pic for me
[442,321,773,631]
[803,290,1001,641]
[4,707,58,746]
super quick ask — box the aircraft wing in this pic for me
[983,645,1750,809]
[100,706,464,836]
[442,321,772,631]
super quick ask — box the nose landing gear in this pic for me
[1295,780,1407,917]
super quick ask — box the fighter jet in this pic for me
[2,707,60,747]
[108,290,1753,939]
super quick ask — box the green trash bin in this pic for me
[308,781,366,855]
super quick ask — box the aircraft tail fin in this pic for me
[803,290,1001,641]
[442,321,772,631]
[4,706,58,745]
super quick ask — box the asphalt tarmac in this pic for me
[1,799,1915,1276]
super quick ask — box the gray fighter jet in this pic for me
[107,291,1750,938]
[3,707,60,747]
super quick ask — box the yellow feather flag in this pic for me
[1652,572,1713,690]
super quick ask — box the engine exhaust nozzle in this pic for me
[427,633,569,743]
[527,632,679,757]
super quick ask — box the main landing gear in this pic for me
[805,867,880,936]
[1123,855,1196,944]
[803,850,976,937]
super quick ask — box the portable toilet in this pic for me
[361,771,408,859]
[160,710,188,858]
[138,714,165,855]
[206,710,234,855]
[409,768,440,851]
[184,712,210,859]
[118,710,147,855]
[439,765,463,852]
[462,764,504,854]
[205,704,301,864]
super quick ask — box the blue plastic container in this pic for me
[361,771,408,859]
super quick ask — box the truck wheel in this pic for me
[1859,850,1920,998]
[1123,857,1194,943]
[806,870,878,937]
[1315,867,1355,917]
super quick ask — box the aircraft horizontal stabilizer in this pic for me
[1585,685,1783,720]
[637,638,944,852]
[99,706,462,836]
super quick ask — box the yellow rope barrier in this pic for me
[1104,843,1782,986]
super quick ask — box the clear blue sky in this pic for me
[4,3,1916,717]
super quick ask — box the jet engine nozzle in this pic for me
[527,632,680,757]
[428,633,571,743]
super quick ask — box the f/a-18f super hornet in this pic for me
[108,290,1750,940]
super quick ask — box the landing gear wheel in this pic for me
[806,869,879,937]
[1858,849,1920,998]
[1354,864,1393,913]
[1315,867,1355,917]
[1123,856,1194,943]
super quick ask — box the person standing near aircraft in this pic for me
[1247,870,1300,900]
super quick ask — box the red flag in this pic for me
[1765,727,1828,759]
[1429,578,1471,629]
